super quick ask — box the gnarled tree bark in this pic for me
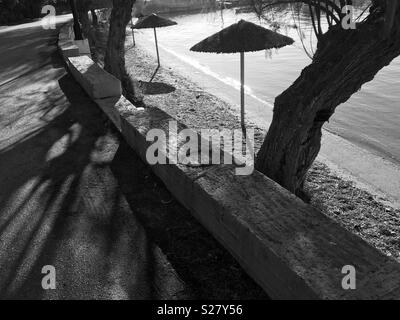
[104,0,137,102]
[255,1,400,197]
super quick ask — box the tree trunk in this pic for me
[104,0,137,100]
[256,2,400,197]
[76,0,91,33]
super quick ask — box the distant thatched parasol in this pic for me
[191,19,294,129]
[133,14,177,81]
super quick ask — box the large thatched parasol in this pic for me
[191,19,294,129]
[133,13,177,81]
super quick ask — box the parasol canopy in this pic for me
[190,19,294,54]
[133,13,177,30]
[190,20,294,129]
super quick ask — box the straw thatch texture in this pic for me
[190,20,294,53]
[133,13,177,29]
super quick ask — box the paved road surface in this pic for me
[0,16,186,300]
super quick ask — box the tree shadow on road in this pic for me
[0,70,267,300]
[111,141,268,300]
[0,73,171,300]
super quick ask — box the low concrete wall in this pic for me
[58,24,92,59]
[58,40,80,59]
[59,24,75,40]
[58,23,400,300]
[68,56,122,99]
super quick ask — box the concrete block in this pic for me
[59,40,80,59]
[95,97,123,131]
[68,55,122,99]
[74,39,91,56]
[59,24,73,40]
[59,31,70,40]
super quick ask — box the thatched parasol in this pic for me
[133,14,177,81]
[191,19,294,129]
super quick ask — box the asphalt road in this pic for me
[0,16,187,299]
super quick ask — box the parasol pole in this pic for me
[240,51,245,130]
[154,27,160,67]
[131,16,135,47]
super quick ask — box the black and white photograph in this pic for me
[0,0,400,306]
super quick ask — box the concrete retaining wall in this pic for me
[57,22,400,300]
[58,24,92,59]
[68,56,122,99]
